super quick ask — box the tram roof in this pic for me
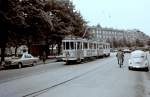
[63,35,82,40]
[62,35,87,42]
[62,35,110,44]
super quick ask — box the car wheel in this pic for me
[4,66,9,69]
[128,66,131,70]
[145,67,149,72]
[18,63,22,69]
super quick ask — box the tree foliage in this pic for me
[6,0,86,44]
[135,39,144,47]
[147,38,150,46]
[0,0,86,61]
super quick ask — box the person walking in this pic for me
[42,51,46,64]
[116,49,124,68]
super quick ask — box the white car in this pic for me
[128,50,149,71]
[4,53,39,68]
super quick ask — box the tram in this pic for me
[61,36,110,63]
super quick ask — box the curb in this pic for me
[36,59,57,65]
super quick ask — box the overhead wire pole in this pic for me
[82,27,89,38]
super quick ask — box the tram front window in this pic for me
[63,42,65,50]
[77,42,80,49]
[84,43,88,49]
[70,42,74,49]
[66,42,69,50]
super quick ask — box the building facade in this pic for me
[88,25,149,47]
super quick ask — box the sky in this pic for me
[72,0,150,36]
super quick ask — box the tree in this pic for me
[0,0,87,60]
[126,41,132,47]
[135,39,144,47]
[46,0,86,36]
[6,0,54,56]
[44,0,86,54]
[147,38,150,46]
[0,0,9,62]
[122,37,127,47]
[112,38,119,48]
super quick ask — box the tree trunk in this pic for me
[57,41,61,55]
[1,42,6,62]
[15,45,18,56]
[52,44,54,55]
[45,39,50,57]
[27,39,31,54]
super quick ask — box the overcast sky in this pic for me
[72,0,150,36]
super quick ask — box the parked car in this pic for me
[123,49,131,53]
[4,53,39,69]
[109,48,117,52]
[113,49,118,52]
[128,50,149,71]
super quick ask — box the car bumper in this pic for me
[128,64,149,69]
[4,62,17,67]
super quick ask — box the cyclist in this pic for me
[116,49,124,68]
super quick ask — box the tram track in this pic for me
[23,56,114,97]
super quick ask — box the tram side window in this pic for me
[92,43,94,49]
[70,42,74,49]
[77,42,80,49]
[63,42,65,50]
[106,45,108,49]
[84,43,88,49]
[103,45,105,49]
[99,45,102,49]
[94,44,96,49]
[91,44,93,49]
[89,43,92,49]
[66,42,69,50]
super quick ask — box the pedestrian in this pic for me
[116,49,124,68]
[42,51,46,64]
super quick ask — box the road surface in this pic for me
[0,53,150,97]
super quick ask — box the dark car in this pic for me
[123,49,131,53]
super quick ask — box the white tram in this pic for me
[62,36,110,63]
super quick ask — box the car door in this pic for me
[27,54,33,65]
[20,54,27,65]
[23,54,32,65]
[23,54,29,65]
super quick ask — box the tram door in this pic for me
[76,42,82,61]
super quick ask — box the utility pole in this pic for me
[82,27,89,38]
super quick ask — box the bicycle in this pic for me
[118,58,124,68]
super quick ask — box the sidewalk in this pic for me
[37,58,57,65]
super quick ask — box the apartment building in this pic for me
[88,25,149,46]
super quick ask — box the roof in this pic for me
[131,50,145,55]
